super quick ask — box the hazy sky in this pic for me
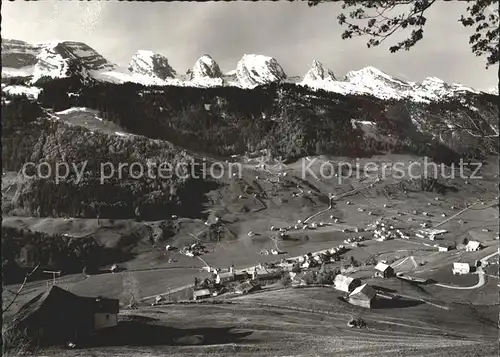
[1,1,497,90]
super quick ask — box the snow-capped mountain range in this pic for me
[2,38,497,102]
[300,64,491,103]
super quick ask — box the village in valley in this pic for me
[3,152,498,356]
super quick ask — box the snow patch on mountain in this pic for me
[2,66,35,78]
[235,54,286,88]
[483,86,499,95]
[32,45,71,82]
[129,50,176,80]
[54,107,95,116]
[2,85,42,100]
[420,77,479,98]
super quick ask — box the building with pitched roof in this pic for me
[193,288,212,300]
[452,262,473,275]
[234,281,261,295]
[374,262,395,278]
[348,284,376,308]
[12,285,119,345]
[465,241,483,252]
[333,274,361,293]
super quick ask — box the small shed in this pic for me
[465,241,483,252]
[348,284,376,308]
[374,262,395,278]
[438,244,454,252]
[193,288,212,300]
[333,274,361,293]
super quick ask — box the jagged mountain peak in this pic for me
[191,54,223,80]
[129,50,177,80]
[303,60,336,81]
[235,54,287,88]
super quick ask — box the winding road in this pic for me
[434,250,498,290]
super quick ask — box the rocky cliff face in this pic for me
[235,54,287,88]
[31,41,115,83]
[2,39,44,78]
[128,50,177,80]
[2,39,42,69]
[191,54,223,79]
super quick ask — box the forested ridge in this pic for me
[2,76,498,219]
[34,77,413,160]
[2,95,213,220]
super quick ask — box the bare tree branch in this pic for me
[3,263,40,314]
[308,0,499,68]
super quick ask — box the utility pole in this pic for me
[43,270,61,285]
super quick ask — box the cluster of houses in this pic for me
[344,236,365,247]
[191,254,397,310]
[416,228,447,241]
[180,242,208,257]
[294,246,348,269]
[261,243,349,270]
[413,228,457,252]
[367,220,398,241]
[426,239,482,254]
[178,208,490,308]
[260,248,283,256]
[269,220,331,236]
[192,244,350,300]
[192,264,283,300]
